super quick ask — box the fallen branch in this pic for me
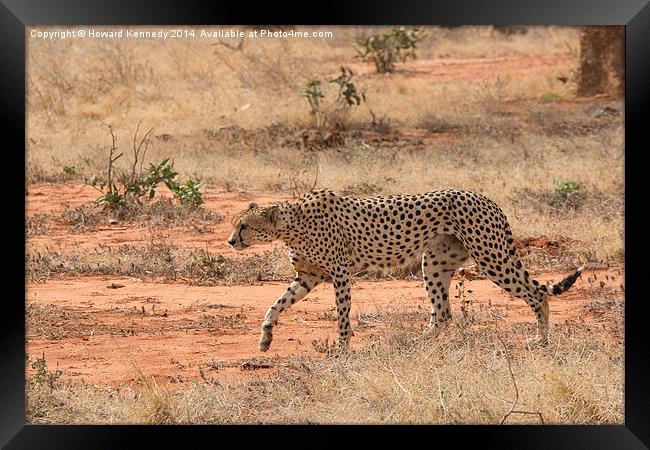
[498,333,545,425]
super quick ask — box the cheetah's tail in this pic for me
[546,265,586,295]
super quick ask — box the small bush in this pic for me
[303,66,366,130]
[31,352,63,390]
[330,66,365,107]
[554,180,580,197]
[89,124,205,212]
[355,27,425,73]
[62,164,79,178]
[303,80,326,128]
[170,180,204,207]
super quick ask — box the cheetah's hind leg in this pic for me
[421,234,469,334]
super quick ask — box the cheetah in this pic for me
[227,189,584,354]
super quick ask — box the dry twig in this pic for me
[498,333,545,424]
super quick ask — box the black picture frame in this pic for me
[5,0,648,448]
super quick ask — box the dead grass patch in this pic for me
[26,213,52,236]
[512,185,623,219]
[26,303,90,340]
[49,199,224,233]
[26,243,293,285]
[514,236,587,273]
[26,318,623,424]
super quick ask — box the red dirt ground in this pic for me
[26,270,623,387]
[346,53,574,82]
[26,185,624,388]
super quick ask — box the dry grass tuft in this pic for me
[26,213,52,236]
[130,361,178,424]
[26,243,293,285]
[26,318,623,424]
[512,183,623,220]
[36,199,223,234]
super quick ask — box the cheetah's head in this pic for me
[227,203,280,250]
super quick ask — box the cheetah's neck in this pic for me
[274,202,300,241]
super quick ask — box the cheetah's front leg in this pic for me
[331,268,353,356]
[259,271,322,352]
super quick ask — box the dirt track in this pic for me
[26,270,623,387]
[346,53,574,81]
[26,185,624,388]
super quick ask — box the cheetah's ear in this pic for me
[249,202,259,209]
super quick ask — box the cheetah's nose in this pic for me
[227,238,236,246]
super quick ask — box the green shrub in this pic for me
[31,352,63,390]
[330,66,365,107]
[169,179,205,207]
[355,27,425,73]
[554,180,581,196]
[303,79,326,128]
[62,164,77,176]
[89,123,204,211]
[303,66,366,129]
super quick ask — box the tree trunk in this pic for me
[577,26,624,97]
